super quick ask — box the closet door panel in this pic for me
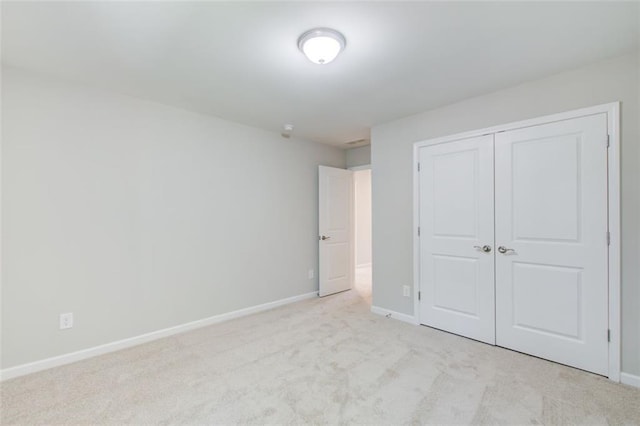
[418,135,495,344]
[494,114,609,376]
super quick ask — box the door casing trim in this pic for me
[412,102,621,382]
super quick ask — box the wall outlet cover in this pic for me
[59,312,73,330]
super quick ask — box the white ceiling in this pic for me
[2,1,638,147]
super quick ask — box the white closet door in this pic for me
[494,114,609,375]
[419,135,495,344]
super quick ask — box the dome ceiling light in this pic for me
[297,28,346,65]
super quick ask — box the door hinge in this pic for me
[417,162,421,172]
[607,231,611,246]
[418,291,421,301]
[418,226,421,236]
[606,134,610,148]
[608,329,611,342]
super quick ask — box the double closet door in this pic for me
[418,113,609,376]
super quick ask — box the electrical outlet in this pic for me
[308,269,314,279]
[403,285,411,297]
[59,312,73,330]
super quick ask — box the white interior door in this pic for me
[494,114,609,375]
[418,135,496,344]
[319,166,353,297]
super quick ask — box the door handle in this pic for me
[473,245,492,253]
[498,246,515,254]
[320,235,331,240]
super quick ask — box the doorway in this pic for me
[318,165,372,299]
[352,167,372,299]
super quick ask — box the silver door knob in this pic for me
[320,235,330,240]
[498,246,515,254]
[473,245,492,253]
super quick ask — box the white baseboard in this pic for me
[371,305,418,325]
[0,291,317,381]
[620,372,640,389]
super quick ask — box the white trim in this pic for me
[606,103,621,382]
[413,103,620,149]
[348,164,371,171]
[355,263,372,269]
[413,102,621,382]
[371,305,419,325]
[0,291,318,381]
[413,142,421,330]
[620,373,640,389]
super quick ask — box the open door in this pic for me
[318,166,353,297]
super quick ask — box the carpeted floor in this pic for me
[2,269,639,425]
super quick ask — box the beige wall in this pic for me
[1,67,345,369]
[371,53,640,375]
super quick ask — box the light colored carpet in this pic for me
[2,269,639,425]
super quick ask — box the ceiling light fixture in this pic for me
[298,28,346,65]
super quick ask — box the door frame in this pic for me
[412,102,620,381]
